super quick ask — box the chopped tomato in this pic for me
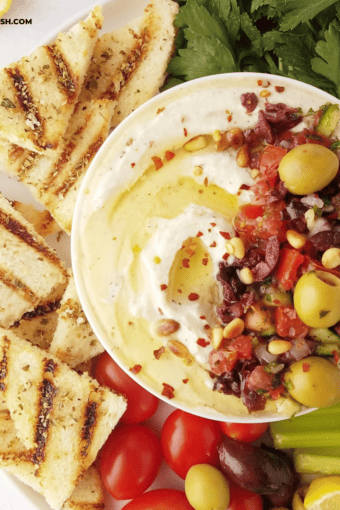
[274,306,309,338]
[246,365,274,392]
[235,202,286,243]
[228,335,253,359]
[238,204,264,220]
[209,349,238,375]
[258,145,287,186]
[268,385,285,400]
[276,248,305,290]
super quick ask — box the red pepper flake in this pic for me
[182,258,190,268]
[202,258,209,266]
[182,378,189,384]
[303,362,310,372]
[184,128,188,137]
[188,293,199,301]
[219,231,231,240]
[152,156,163,170]
[160,284,168,291]
[275,86,285,93]
[165,150,175,161]
[210,222,216,227]
[196,231,203,237]
[210,241,217,248]
[197,338,210,347]
[158,307,164,315]
[333,350,340,366]
[162,383,175,399]
[177,289,182,293]
[228,114,232,122]
[130,364,142,374]
[154,346,165,359]
[131,162,135,167]
[199,315,206,320]
[204,177,209,187]
[257,79,263,86]
[222,253,230,261]
[204,324,211,331]
[157,107,165,114]
[198,189,204,194]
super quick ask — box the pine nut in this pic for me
[286,230,306,249]
[212,130,221,142]
[184,135,207,152]
[239,267,254,285]
[223,318,245,339]
[154,319,180,336]
[305,209,317,230]
[227,127,244,150]
[211,326,224,349]
[268,339,292,355]
[322,247,340,269]
[193,165,203,175]
[168,340,189,358]
[236,144,250,167]
[260,89,271,98]
[228,237,245,259]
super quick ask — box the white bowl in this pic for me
[72,72,340,423]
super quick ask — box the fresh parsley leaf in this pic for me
[167,35,237,81]
[240,12,263,57]
[277,0,339,32]
[311,20,340,96]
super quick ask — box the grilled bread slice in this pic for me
[49,271,104,368]
[0,7,103,153]
[0,194,68,328]
[0,330,126,510]
[11,201,61,237]
[0,98,114,234]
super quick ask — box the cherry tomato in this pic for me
[122,489,194,510]
[161,409,222,479]
[100,423,162,500]
[95,351,158,423]
[219,421,269,443]
[227,482,263,510]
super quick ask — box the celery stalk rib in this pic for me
[294,447,340,474]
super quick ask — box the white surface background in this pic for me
[0,0,184,509]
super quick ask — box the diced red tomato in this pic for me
[268,385,285,400]
[274,306,309,338]
[234,202,286,244]
[276,248,305,290]
[247,365,274,392]
[258,145,287,186]
[228,335,253,359]
[209,349,238,375]
[238,204,264,220]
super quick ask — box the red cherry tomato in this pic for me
[227,482,264,510]
[95,351,158,423]
[161,409,222,479]
[219,421,269,443]
[100,423,162,500]
[122,489,194,510]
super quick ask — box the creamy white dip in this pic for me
[75,74,335,420]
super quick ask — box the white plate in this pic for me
[0,1,182,509]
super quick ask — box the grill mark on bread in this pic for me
[0,209,66,271]
[0,336,10,391]
[12,300,61,326]
[5,68,44,139]
[0,267,37,305]
[32,358,58,466]
[81,399,98,458]
[47,44,78,100]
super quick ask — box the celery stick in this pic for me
[316,343,340,356]
[294,447,340,474]
[270,403,340,449]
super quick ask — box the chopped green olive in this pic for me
[278,144,339,195]
[293,271,340,328]
[285,356,340,408]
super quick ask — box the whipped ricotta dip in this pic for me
[75,74,331,419]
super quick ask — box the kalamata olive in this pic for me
[184,464,230,510]
[293,271,340,328]
[285,356,340,408]
[278,144,339,195]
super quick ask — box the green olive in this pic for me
[185,464,230,510]
[285,356,340,408]
[278,144,339,195]
[293,271,340,328]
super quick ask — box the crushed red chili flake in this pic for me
[198,189,204,194]
[152,156,163,170]
[204,324,211,331]
[199,315,206,320]
[188,293,199,301]
[130,364,142,374]
[160,284,168,291]
[202,258,209,265]
[210,241,217,248]
[275,86,285,92]
[228,114,232,122]
[204,177,209,187]
[182,378,189,384]
[154,346,165,359]
[165,150,175,161]
[182,258,190,268]
[184,128,188,137]
[197,338,210,347]
[219,231,231,240]
[177,289,182,293]
[257,79,263,86]
[210,222,216,227]
[162,383,175,399]
[222,253,230,261]
[131,162,135,167]
[196,231,203,237]
[157,107,165,114]
[303,362,310,372]
[158,307,164,315]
